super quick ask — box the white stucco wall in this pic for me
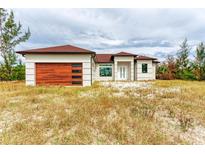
[94,63,114,81]
[91,56,96,82]
[25,54,93,86]
[135,60,156,80]
[114,56,134,81]
[152,63,156,80]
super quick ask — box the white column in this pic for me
[153,63,156,80]
[130,57,134,81]
[114,59,118,81]
[25,62,35,86]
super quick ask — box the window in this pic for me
[72,63,82,67]
[72,76,82,79]
[71,63,82,86]
[99,64,112,77]
[142,64,148,73]
[72,70,82,73]
[72,81,82,85]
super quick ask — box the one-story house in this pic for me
[17,44,159,86]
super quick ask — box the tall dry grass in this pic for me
[0,80,205,144]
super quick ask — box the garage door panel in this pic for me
[37,81,72,84]
[36,63,82,86]
[37,78,72,81]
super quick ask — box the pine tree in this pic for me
[0,9,30,80]
[194,42,205,80]
[176,38,192,79]
[0,9,7,54]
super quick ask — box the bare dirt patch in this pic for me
[0,111,24,133]
[155,110,205,144]
[101,81,152,90]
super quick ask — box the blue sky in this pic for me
[13,8,205,60]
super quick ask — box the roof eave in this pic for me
[16,51,95,55]
[135,58,157,60]
[113,55,136,57]
[153,60,160,63]
[96,61,114,63]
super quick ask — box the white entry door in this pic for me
[118,66,128,80]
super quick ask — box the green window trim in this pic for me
[142,64,148,73]
[99,65,112,77]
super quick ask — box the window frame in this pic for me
[99,64,112,77]
[142,63,148,73]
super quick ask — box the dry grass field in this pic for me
[0,80,205,144]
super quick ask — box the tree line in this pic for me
[157,38,205,80]
[0,8,30,81]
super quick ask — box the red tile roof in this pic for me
[114,51,137,56]
[135,55,157,60]
[16,44,95,54]
[95,54,158,63]
[95,54,113,63]
[16,44,159,62]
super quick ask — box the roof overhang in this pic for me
[16,44,96,56]
[95,62,114,63]
[113,52,137,57]
[16,51,95,55]
[153,60,160,63]
[135,56,157,60]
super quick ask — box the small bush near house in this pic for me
[157,55,176,80]
[11,64,25,80]
[0,64,25,81]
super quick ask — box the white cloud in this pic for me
[12,8,205,61]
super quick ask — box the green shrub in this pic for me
[11,64,25,80]
[0,64,25,81]
[0,66,9,80]
[176,69,196,80]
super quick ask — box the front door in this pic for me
[118,66,128,80]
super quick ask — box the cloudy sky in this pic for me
[13,9,205,60]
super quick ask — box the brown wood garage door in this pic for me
[36,63,82,86]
